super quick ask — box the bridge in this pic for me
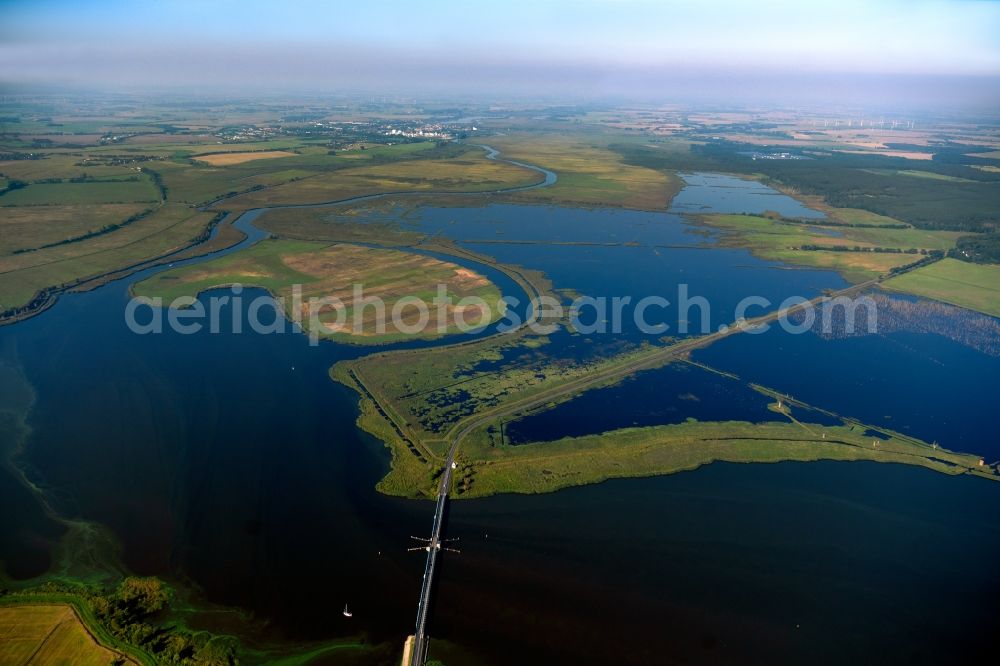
[404,450,456,665]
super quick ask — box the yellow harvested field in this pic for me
[836,149,934,160]
[0,604,137,665]
[193,150,296,165]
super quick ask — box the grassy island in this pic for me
[132,238,505,343]
[332,332,998,499]
[450,419,990,498]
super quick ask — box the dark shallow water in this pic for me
[2,174,998,664]
[503,362,791,444]
[438,462,1000,666]
[462,241,845,340]
[669,172,827,218]
[398,203,708,245]
[694,324,1000,458]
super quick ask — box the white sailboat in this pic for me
[343,604,353,618]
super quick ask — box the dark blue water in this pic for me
[2,282,426,638]
[0,203,543,646]
[344,177,843,342]
[395,204,709,245]
[695,324,1000,459]
[439,462,1000,666]
[504,362,784,444]
[463,241,845,340]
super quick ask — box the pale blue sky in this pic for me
[2,0,999,97]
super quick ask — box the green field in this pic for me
[698,213,957,282]
[0,204,217,313]
[0,179,159,205]
[823,206,909,226]
[862,168,978,183]
[0,203,150,254]
[0,154,148,181]
[133,238,505,343]
[883,258,1000,317]
[842,225,964,250]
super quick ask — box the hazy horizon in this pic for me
[3,0,1000,109]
